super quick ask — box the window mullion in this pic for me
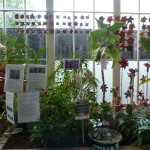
[112,0,121,96]
[46,0,55,74]
[73,0,75,58]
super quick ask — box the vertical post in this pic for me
[46,0,55,75]
[82,120,85,144]
[113,0,120,98]
[136,0,141,103]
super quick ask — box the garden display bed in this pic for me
[2,128,93,149]
[2,129,40,149]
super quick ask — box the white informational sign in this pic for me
[6,92,15,124]
[4,64,25,92]
[17,91,40,123]
[26,64,47,91]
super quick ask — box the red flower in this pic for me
[118,57,129,69]
[42,91,48,94]
[144,63,150,67]
[140,75,147,84]
[129,85,133,90]
[129,68,138,75]
[128,73,132,77]
[137,90,144,97]
[127,37,134,45]
[107,16,113,23]
[72,128,76,132]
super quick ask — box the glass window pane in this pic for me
[139,15,150,59]
[139,61,150,100]
[121,61,138,104]
[27,33,46,59]
[121,0,139,13]
[54,0,73,11]
[0,12,3,28]
[25,12,47,29]
[75,0,93,11]
[54,12,73,29]
[55,34,73,59]
[6,12,23,28]
[0,1,3,9]
[119,14,138,60]
[73,13,93,58]
[75,34,90,58]
[95,0,113,12]
[74,13,93,29]
[140,0,150,13]
[6,0,24,10]
[26,0,46,10]
[54,13,73,59]
[95,13,113,29]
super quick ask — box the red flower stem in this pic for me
[101,68,105,103]
[146,71,148,99]
[121,68,123,102]
[130,76,134,105]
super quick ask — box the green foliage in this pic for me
[88,19,125,68]
[31,59,98,147]
[33,47,47,64]
[126,104,133,116]
[116,110,150,146]
[0,32,31,65]
[140,37,150,53]
[99,102,112,121]
[0,31,46,65]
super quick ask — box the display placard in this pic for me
[75,100,89,120]
[4,64,25,92]
[26,64,47,91]
[6,92,15,124]
[64,59,80,70]
[17,91,40,123]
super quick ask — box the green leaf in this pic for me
[89,30,108,42]
[105,34,120,44]
[140,37,150,53]
[107,22,125,32]
[104,45,120,68]
[90,48,101,61]
[95,19,107,30]
[34,47,47,64]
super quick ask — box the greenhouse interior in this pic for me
[0,0,150,150]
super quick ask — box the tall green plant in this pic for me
[88,19,125,102]
[31,58,99,147]
[88,19,125,68]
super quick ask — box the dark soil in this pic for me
[2,128,93,149]
[2,129,41,149]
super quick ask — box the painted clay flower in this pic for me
[118,57,129,69]
[140,75,147,84]
[124,90,131,98]
[137,90,144,98]
[144,63,150,67]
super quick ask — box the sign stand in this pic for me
[82,120,85,144]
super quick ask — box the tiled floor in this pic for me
[0,135,147,150]
[2,146,146,150]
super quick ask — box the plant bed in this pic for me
[2,128,40,149]
[2,127,93,149]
